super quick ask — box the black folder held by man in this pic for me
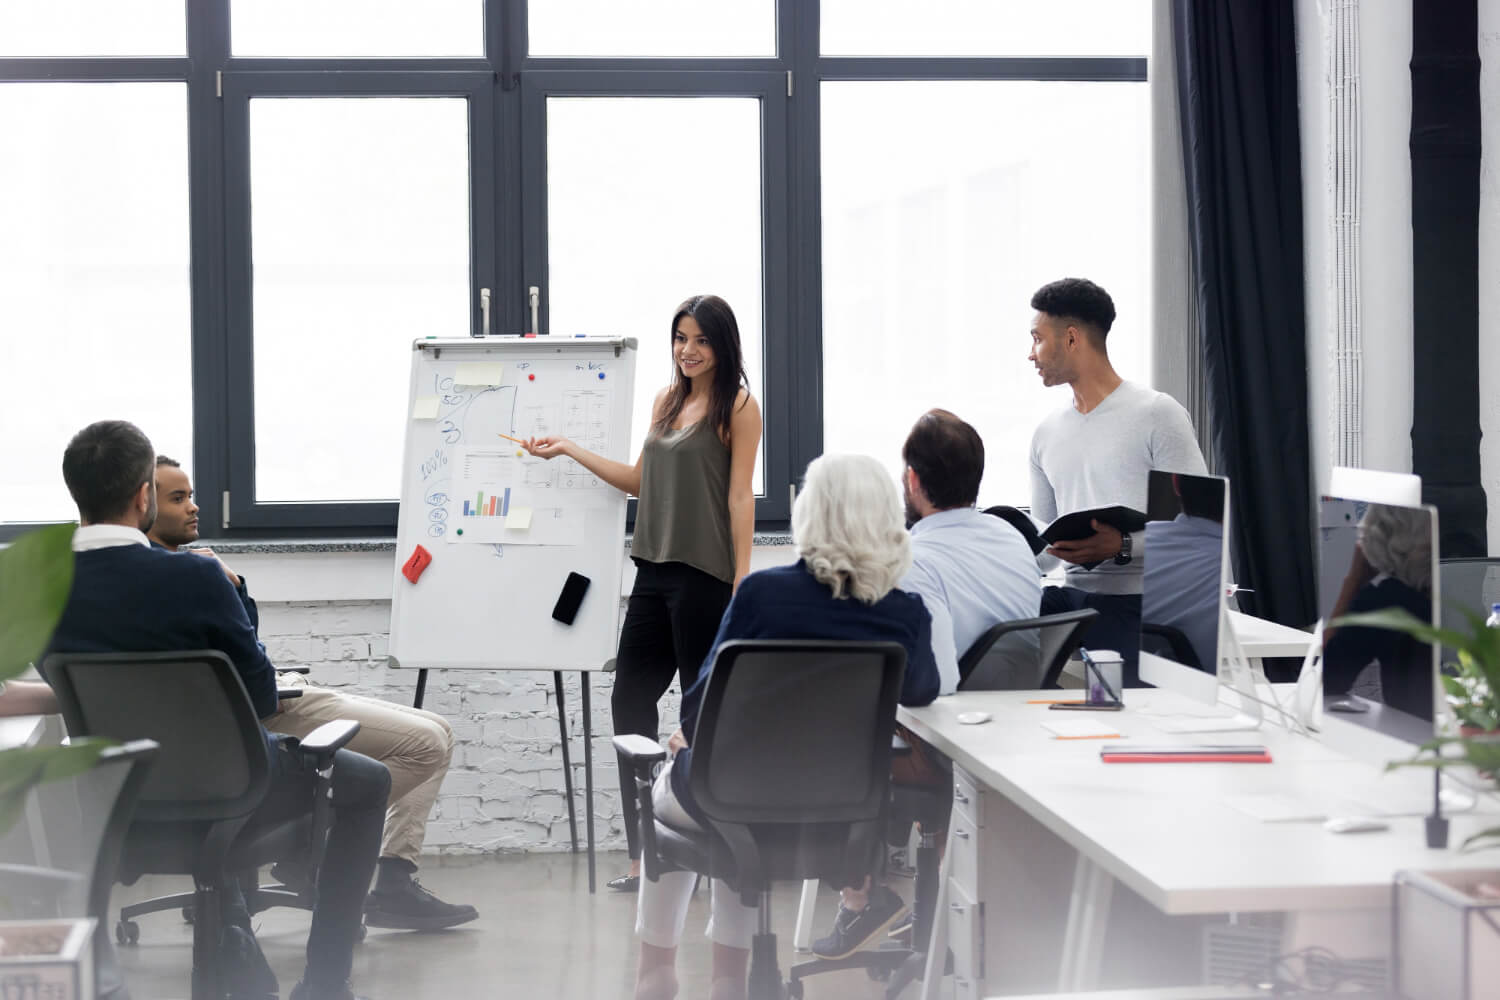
[983,504,1148,564]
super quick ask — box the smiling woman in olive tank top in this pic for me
[523,294,762,892]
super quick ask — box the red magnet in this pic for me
[402,544,433,583]
[528,373,535,381]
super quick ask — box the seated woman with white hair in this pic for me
[1324,502,1436,720]
[631,453,939,1000]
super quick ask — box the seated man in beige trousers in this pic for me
[149,457,477,931]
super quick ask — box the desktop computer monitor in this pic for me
[1317,493,1440,725]
[1139,470,1232,704]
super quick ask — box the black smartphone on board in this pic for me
[552,572,591,624]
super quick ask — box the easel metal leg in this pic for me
[793,879,819,952]
[582,673,596,894]
[554,670,579,853]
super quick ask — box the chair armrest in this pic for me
[613,734,667,772]
[276,688,304,700]
[296,719,360,755]
[612,735,666,882]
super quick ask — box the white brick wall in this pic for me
[258,598,652,854]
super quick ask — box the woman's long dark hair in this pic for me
[652,294,749,440]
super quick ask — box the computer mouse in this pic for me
[956,711,992,725]
[1326,697,1370,713]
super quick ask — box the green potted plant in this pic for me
[1332,605,1500,851]
[0,523,111,836]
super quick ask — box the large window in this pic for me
[821,81,1150,505]
[246,97,471,504]
[528,0,775,58]
[0,2,1147,535]
[0,83,192,523]
[543,96,768,492]
[231,0,484,59]
[821,0,1150,58]
[0,2,185,58]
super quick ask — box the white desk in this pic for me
[901,689,1499,997]
[1227,611,1316,660]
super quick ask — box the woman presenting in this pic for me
[525,294,761,891]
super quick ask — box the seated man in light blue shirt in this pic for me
[1141,473,1227,673]
[899,409,1044,694]
[814,409,1042,961]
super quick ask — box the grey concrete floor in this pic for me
[111,851,912,1000]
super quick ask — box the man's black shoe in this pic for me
[219,923,278,999]
[811,885,909,960]
[364,875,478,931]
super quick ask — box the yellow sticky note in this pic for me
[455,362,505,386]
[505,507,533,531]
[411,396,439,419]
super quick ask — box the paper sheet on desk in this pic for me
[1041,717,1122,739]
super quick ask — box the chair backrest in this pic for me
[1140,622,1203,671]
[0,740,157,915]
[689,639,907,826]
[1438,557,1500,632]
[42,651,271,823]
[958,609,1099,691]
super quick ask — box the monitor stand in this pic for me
[1147,608,1308,735]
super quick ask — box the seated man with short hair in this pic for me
[46,420,386,1000]
[812,409,1043,961]
[149,456,476,931]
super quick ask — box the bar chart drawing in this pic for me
[462,488,511,518]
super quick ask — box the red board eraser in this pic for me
[402,545,433,583]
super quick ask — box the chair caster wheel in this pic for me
[115,920,140,945]
[181,905,195,924]
[867,966,893,982]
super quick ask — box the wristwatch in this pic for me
[1113,532,1133,566]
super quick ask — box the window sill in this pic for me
[203,533,797,603]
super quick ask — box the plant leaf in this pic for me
[0,523,76,681]
[1461,827,1500,852]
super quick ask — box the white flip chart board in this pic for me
[389,337,638,671]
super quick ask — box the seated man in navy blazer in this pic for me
[46,419,387,1000]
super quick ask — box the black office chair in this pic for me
[957,608,1100,691]
[1140,622,1204,672]
[43,650,359,1000]
[1438,557,1500,628]
[0,740,158,1000]
[616,639,908,1000]
[70,681,321,936]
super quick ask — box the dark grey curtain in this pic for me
[1411,0,1486,557]
[1172,0,1317,630]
